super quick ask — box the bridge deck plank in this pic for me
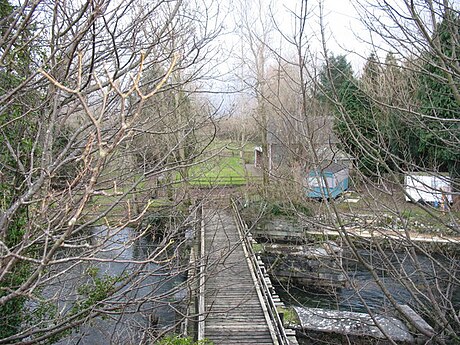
[202,209,275,345]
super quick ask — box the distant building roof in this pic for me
[312,162,347,174]
[315,145,354,163]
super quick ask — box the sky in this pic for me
[288,0,372,70]
[208,0,370,111]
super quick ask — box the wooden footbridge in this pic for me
[185,198,438,345]
[190,199,297,345]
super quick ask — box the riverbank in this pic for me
[237,196,460,343]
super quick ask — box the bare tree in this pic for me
[0,0,221,343]
[239,0,460,344]
[324,2,460,341]
[233,0,274,188]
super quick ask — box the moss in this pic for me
[157,335,213,345]
[70,267,127,317]
[241,199,313,224]
[277,306,301,327]
[252,243,264,253]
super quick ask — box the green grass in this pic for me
[178,142,261,187]
[252,242,264,253]
[157,335,213,345]
[187,156,250,186]
[205,140,256,164]
[82,177,173,224]
[277,307,300,327]
[81,140,259,221]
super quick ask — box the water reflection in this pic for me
[51,226,186,345]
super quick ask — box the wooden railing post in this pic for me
[231,198,290,345]
[197,201,206,341]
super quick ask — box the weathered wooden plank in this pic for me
[201,209,275,345]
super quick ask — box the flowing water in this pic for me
[45,226,187,344]
[274,248,460,314]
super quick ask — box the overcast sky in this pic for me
[274,0,373,69]
[208,0,370,110]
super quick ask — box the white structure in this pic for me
[405,173,452,204]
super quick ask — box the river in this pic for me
[44,226,187,344]
[273,248,460,314]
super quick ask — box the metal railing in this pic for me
[231,198,290,345]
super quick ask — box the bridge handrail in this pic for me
[195,202,206,341]
[231,198,290,345]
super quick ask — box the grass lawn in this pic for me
[186,155,257,187]
[85,140,260,222]
[178,141,261,187]
[83,172,174,223]
[77,140,261,225]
